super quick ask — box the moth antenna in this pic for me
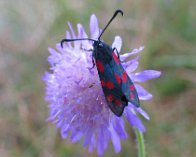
[61,9,123,47]
[98,9,123,40]
[60,38,96,48]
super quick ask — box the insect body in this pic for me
[61,10,140,116]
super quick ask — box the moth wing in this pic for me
[111,52,140,107]
[102,82,128,117]
[121,71,140,107]
[96,60,128,117]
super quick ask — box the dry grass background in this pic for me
[0,0,196,157]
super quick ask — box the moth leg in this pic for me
[112,47,120,59]
[88,57,95,69]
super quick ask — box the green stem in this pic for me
[134,128,145,157]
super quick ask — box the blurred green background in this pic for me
[0,0,195,157]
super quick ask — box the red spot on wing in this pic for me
[106,95,113,102]
[101,80,106,87]
[115,99,122,106]
[114,73,121,84]
[105,81,114,89]
[101,80,114,89]
[130,93,135,100]
[96,60,104,72]
[130,84,135,90]
[112,52,120,64]
[122,71,127,82]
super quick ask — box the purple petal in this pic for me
[125,108,146,132]
[77,23,87,38]
[112,116,127,139]
[112,36,122,52]
[120,53,132,62]
[122,56,139,73]
[88,133,96,153]
[66,30,71,38]
[68,22,80,49]
[48,48,61,65]
[83,128,93,146]
[135,84,152,100]
[129,46,144,55]
[42,71,49,81]
[56,120,64,128]
[77,24,92,50]
[97,128,108,156]
[68,22,76,38]
[132,70,161,82]
[60,123,70,139]
[136,107,150,120]
[109,126,121,153]
[56,43,64,53]
[48,108,60,121]
[90,14,99,39]
[71,130,83,143]
[120,46,144,61]
[66,31,72,48]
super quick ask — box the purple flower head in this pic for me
[43,14,161,155]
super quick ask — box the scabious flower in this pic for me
[43,14,161,156]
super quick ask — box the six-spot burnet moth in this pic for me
[61,9,140,117]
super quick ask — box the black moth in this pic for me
[61,10,140,116]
